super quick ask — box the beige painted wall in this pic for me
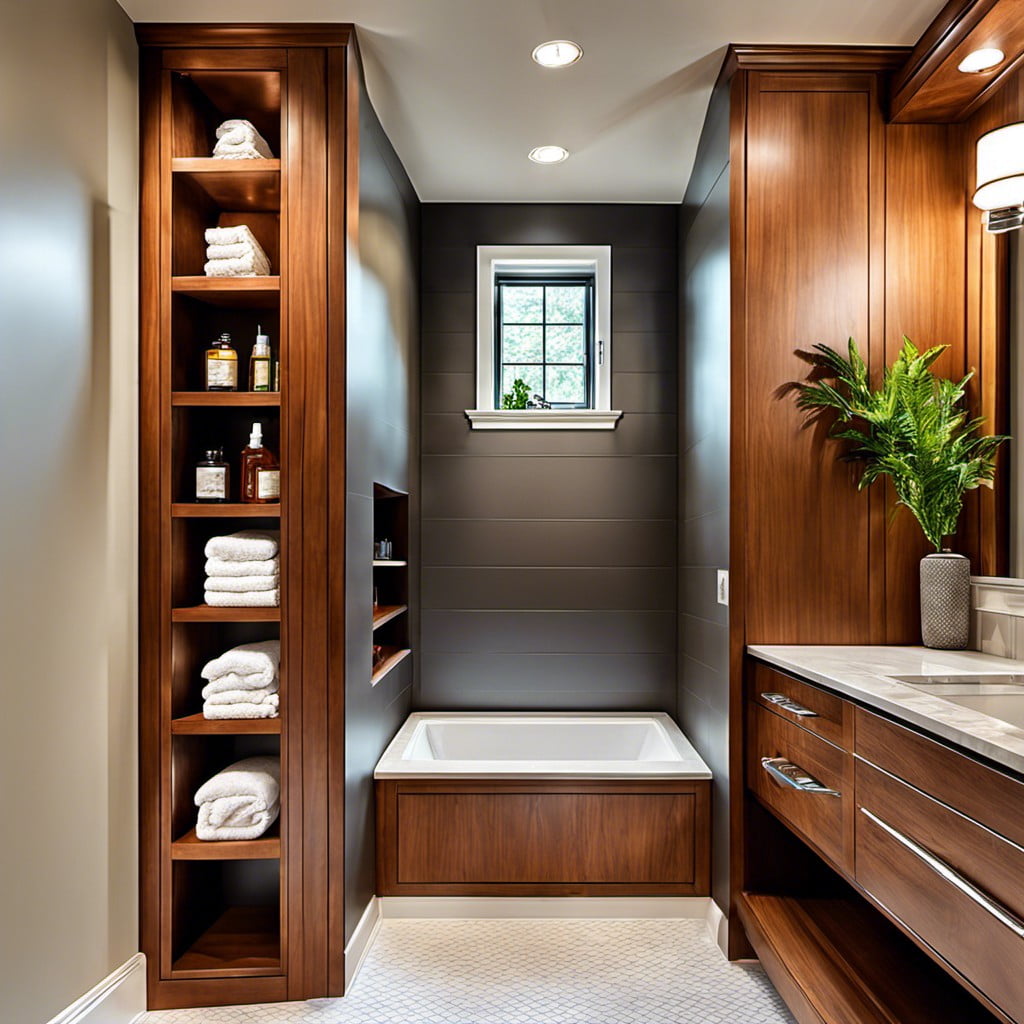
[0,0,139,1019]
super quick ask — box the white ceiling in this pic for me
[117,0,944,203]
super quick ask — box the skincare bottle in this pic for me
[195,449,229,503]
[240,422,280,504]
[205,333,238,391]
[249,326,272,392]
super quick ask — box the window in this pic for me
[496,274,594,409]
[468,245,620,430]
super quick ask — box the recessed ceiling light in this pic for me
[528,145,569,164]
[958,47,1005,73]
[532,40,583,68]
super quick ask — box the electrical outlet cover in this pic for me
[717,570,729,606]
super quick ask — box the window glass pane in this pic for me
[545,365,585,405]
[546,324,585,364]
[503,364,543,399]
[501,285,544,324]
[545,285,586,324]
[502,324,543,363]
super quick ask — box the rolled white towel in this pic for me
[205,574,280,593]
[201,640,279,684]
[204,531,279,562]
[206,556,280,578]
[194,756,280,840]
[202,685,279,706]
[203,702,280,721]
[213,119,273,160]
[204,250,270,278]
[205,588,280,607]
[202,671,278,695]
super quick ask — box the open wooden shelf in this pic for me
[171,906,281,978]
[372,559,407,567]
[372,604,407,630]
[172,606,280,623]
[371,647,411,686]
[172,823,280,861]
[172,503,281,518]
[171,713,281,735]
[172,158,280,210]
[172,392,280,407]
[172,276,280,308]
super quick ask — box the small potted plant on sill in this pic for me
[794,337,1008,649]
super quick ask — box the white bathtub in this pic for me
[374,712,712,779]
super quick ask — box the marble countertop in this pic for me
[747,644,1024,776]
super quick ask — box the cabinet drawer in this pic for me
[856,760,1024,1021]
[749,661,853,749]
[748,701,854,872]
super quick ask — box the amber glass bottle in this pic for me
[240,422,280,504]
[205,332,238,391]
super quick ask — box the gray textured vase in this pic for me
[920,553,970,650]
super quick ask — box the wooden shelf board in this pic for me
[172,605,280,623]
[172,392,280,407]
[171,503,281,518]
[172,276,280,308]
[170,906,281,978]
[171,824,280,860]
[171,713,281,735]
[371,647,411,687]
[372,559,407,567]
[372,604,408,630]
[172,158,280,211]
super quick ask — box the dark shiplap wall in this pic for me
[678,81,731,912]
[344,61,419,941]
[419,205,678,711]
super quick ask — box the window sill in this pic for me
[464,409,623,431]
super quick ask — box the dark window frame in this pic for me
[494,272,596,409]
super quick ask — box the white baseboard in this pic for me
[46,953,146,1024]
[379,896,713,920]
[704,899,728,957]
[345,897,382,994]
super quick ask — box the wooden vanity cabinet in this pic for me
[744,661,1022,1024]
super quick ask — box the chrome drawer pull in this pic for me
[760,692,818,717]
[860,808,1024,940]
[761,756,840,796]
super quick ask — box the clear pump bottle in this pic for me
[249,326,272,392]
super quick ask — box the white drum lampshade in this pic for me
[974,122,1024,231]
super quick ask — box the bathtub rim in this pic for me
[373,711,713,780]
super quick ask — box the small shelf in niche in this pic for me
[172,823,281,861]
[172,393,281,407]
[372,604,407,630]
[372,559,407,567]
[372,647,411,686]
[171,713,281,735]
[172,159,281,212]
[172,503,281,518]
[170,906,281,978]
[172,277,280,309]
[173,606,280,623]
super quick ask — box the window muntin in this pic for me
[495,274,595,409]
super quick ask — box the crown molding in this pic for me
[135,23,354,47]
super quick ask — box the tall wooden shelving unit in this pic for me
[138,25,352,1009]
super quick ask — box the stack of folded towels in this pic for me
[213,119,274,160]
[204,530,280,607]
[201,639,280,720]
[204,224,270,278]
[194,756,280,841]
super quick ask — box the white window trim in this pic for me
[466,244,621,430]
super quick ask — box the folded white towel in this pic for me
[205,588,280,607]
[206,241,257,260]
[213,119,273,160]
[201,640,280,685]
[204,224,264,248]
[205,574,280,593]
[204,531,279,562]
[204,251,270,278]
[194,756,280,840]
[202,671,278,695]
[203,702,280,720]
[206,556,280,578]
[202,685,279,706]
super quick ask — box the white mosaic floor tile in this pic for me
[145,918,794,1024]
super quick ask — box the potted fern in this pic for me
[794,337,1008,649]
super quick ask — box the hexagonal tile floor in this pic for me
[145,918,794,1023]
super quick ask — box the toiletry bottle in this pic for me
[240,422,280,504]
[205,333,238,391]
[249,326,272,392]
[195,448,230,503]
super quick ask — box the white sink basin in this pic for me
[890,674,1024,730]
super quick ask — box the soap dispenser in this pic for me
[240,422,280,504]
[249,325,272,392]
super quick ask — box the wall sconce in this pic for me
[974,122,1024,233]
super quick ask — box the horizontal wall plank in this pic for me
[422,372,475,413]
[679,612,728,674]
[678,567,729,625]
[612,372,676,414]
[612,247,680,293]
[612,291,676,333]
[422,518,676,568]
[421,331,476,373]
[422,567,675,611]
[422,455,676,519]
[611,332,678,374]
[420,610,676,654]
[422,290,474,333]
[679,510,728,566]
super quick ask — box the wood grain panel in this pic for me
[377,780,710,896]
[748,661,854,750]
[743,76,876,644]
